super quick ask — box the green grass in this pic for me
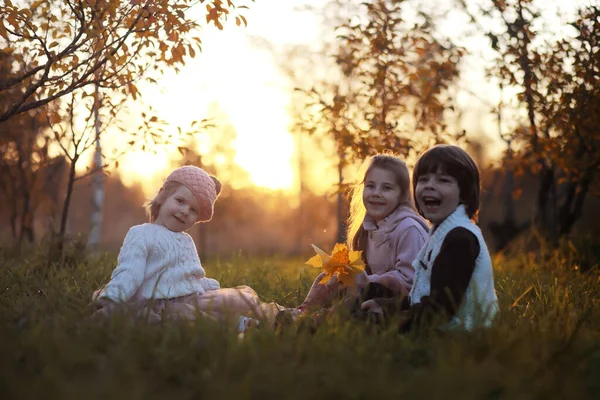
[1,241,599,400]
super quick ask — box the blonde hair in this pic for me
[346,154,416,253]
[143,181,183,223]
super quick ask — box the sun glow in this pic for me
[231,112,295,190]
[116,151,170,195]
[214,69,295,190]
[109,25,297,192]
[192,28,297,191]
[75,0,588,197]
[77,1,328,195]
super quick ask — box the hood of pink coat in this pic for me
[363,205,430,234]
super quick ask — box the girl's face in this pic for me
[415,167,460,225]
[362,167,402,222]
[155,186,200,232]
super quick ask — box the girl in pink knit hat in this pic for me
[91,165,283,331]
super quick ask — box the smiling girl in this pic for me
[92,166,283,331]
[362,145,499,331]
[297,154,429,312]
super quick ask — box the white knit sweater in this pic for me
[98,224,220,302]
[409,205,498,331]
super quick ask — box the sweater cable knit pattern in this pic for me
[409,204,498,331]
[98,223,220,302]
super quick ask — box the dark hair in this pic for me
[412,144,481,220]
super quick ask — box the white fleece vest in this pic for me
[409,205,498,331]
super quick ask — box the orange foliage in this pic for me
[305,243,365,286]
[0,0,253,123]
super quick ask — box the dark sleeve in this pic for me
[406,227,480,329]
[359,282,409,317]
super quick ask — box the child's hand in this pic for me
[354,270,370,288]
[360,299,383,315]
[93,297,116,310]
[324,273,340,287]
[91,286,106,302]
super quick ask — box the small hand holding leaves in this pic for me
[305,243,366,287]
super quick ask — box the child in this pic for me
[92,165,282,330]
[297,154,429,312]
[362,145,499,331]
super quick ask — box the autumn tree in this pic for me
[296,0,463,242]
[0,0,251,123]
[0,111,55,243]
[0,51,67,244]
[0,0,252,252]
[299,84,358,243]
[334,0,464,159]
[460,0,600,244]
[286,1,359,244]
[301,0,465,166]
[49,92,161,242]
[549,6,600,236]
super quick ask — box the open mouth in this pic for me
[422,196,441,208]
[174,216,185,224]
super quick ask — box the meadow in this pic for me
[1,238,599,400]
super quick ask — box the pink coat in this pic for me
[362,205,429,296]
[300,206,429,309]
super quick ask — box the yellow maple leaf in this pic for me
[305,243,365,287]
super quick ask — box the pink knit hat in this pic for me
[164,166,219,222]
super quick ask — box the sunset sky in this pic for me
[112,0,322,195]
[103,0,585,196]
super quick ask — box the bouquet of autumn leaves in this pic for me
[305,243,366,286]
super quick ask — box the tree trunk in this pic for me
[59,156,78,248]
[537,163,557,245]
[487,154,529,251]
[0,166,19,240]
[513,3,558,245]
[296,132,305,254]
[521,36,557,244]
[16,137,34,243]
[503,156,516,226]
[558,164,595,236]
[336,150,346,244]
[9,211,17,241]
[19,193,34,243]
[88,91,104,249]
